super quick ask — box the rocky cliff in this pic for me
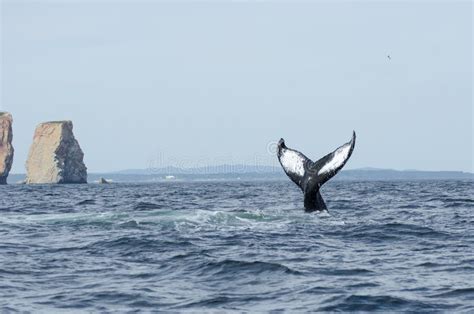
[26,121,87,184]
[0,112,14,184]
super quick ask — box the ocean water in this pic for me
[0,180,473,312]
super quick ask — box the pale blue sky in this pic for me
[1,1,472,173]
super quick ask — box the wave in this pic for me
[133,201,166,211]
[319,294,454,311]
[87,236,194,253]
[429,288,474,298]
[350,222,451,241]
[199,259,302,276]
[76,199,96,205]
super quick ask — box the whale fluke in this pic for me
[277,131,356,212]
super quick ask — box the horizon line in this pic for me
[9,167,474,176]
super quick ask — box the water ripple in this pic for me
[0,180,473,311]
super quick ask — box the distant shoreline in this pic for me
[6,168,473,184]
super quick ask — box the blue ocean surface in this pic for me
[0,180,473,312]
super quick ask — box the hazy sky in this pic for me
[1,1,472,173]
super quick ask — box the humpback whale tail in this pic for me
[277,131,356,212]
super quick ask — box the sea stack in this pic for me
[26,121,87,184]
[0,112,14,185]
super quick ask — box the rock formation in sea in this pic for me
[0,112,14,185]
[26,121,87,184]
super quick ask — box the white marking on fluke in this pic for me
[279,149,305,177]
[318,143,351,175]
